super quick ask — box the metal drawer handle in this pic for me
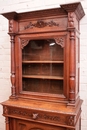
[32,113,38,120]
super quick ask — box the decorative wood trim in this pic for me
[3,106,8,115]
[9,108,61,122]
[21,37,64,49]
[54,37,64,48]
[24,20,59,30]
[21,39,29,49]
[66,116,75,126]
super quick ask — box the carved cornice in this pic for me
[24,20,59,30]
[61,2,85,20]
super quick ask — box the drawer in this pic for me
[4,106,76,127]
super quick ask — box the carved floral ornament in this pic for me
[21,37,64,49]
[24,20,59,29]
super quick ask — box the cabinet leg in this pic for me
[5,117,9,130]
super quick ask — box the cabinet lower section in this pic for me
[2,99,82,130]
[6,117,81,130]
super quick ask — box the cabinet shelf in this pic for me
[22,61,64,64]
[22,75,64,80]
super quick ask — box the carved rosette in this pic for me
[24,20,59,29]
[21,39,29,49]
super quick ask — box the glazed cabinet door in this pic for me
[15,33,69,102]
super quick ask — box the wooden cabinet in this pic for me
[1,2,85,130]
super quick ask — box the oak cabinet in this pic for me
[1,2,85,130]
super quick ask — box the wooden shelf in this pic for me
[22,61,64,64]
[22,75,64,80]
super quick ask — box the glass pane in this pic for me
[22,39,64,94]
[22,39,63,61]
[23,78,63,94]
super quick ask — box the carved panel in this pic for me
[21,39,29,49]
[24,20,59,30]
[66,116,75,126]
[9,108,61,122]
[54,37,64,48]
[3,106,8,114]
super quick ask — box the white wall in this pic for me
[0,0,87,130]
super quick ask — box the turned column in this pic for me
[68,12,76,104]
[9,19,18,98]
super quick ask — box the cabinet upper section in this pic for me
[1,2,85,34]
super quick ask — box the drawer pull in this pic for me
[32,113,38,120]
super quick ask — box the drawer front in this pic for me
[3,106,76,127]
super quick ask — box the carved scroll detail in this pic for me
[24,20,59,29]
[21,39,29,49]
[54,37,64,48]
[68,12,74,27]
